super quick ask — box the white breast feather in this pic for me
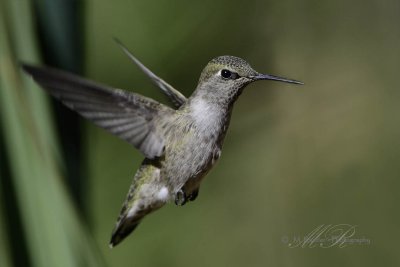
[191,99,221,131]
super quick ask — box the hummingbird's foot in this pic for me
[174,189,187,206]
[188,188,199,202]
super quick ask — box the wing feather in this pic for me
[114,38,187,108]
[23,64,173,159]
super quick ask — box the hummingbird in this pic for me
[22,39,303,247]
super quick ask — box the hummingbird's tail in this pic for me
[109,216,141,248]
[109,199,166,247]
[109,160,169,247]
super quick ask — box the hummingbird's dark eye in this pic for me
[220,69,238,80]
[221,69,231,78]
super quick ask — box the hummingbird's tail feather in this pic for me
[22,64,173,159]
[109,216,141,248]
[109,200,166,247]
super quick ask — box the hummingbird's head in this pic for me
[196,55,302,105]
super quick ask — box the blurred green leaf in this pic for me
[0,168,12,267]
[0,1,106,266]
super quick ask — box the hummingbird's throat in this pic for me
[190,98,226,133]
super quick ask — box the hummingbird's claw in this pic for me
[188,188,199,202]
[174,188,199,205]
[175,189,187,206]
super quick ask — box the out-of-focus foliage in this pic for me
[1,0,399,266]
[0,1,104,266]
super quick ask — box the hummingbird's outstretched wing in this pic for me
[23,64,173,159]
[114,38,187,108]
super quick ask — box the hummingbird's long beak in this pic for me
[250,73,304,85]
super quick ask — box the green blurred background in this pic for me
[1,0,399,266]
